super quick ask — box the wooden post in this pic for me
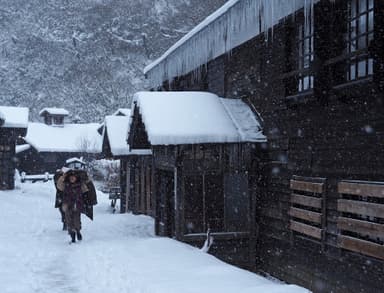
[174,146,184,240]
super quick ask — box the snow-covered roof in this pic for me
[66,157,85,165]
[220,98,265,142]
[23,122,102,153]
[103,115,131,156]
[0,106,29,129]
[39,108,69,116]
[131,91,266,146]
[15,144,31,154]
[113,108,131,117]
[144,0,318,86]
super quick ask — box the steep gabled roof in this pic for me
[129,91,266,146]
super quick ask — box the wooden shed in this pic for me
[101,113,153,214]
[143,0,384,292]
[17,111,101,175]
[128,91,267,268]
[0,106,29,190]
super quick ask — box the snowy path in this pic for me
[0,181,310,293]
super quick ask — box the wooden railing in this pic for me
[337,181,384,260]
[289,176,326,241]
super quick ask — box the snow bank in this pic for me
[0,106,29,128]
[24,122,102,153]
[144,0,319,86]
[0,181,311,293]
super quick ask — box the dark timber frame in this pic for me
[128,104,267,269]
[145,0,384,292]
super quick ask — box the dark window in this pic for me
[297,14,314,92]
[53,116,64,125]
[346,0,374,80]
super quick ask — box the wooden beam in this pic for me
[338,199,384,218]
[290,220,322,239]
[291,193,322,209]
[289,207,322,224]
[339,235,384,260]
[338,181,384,198]
[290,180,324,194]
[338,217,384,238]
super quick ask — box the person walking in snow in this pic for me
[57,169,97,243]
[54,169,67,231]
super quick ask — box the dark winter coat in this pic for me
[54,171,64,209]
[63,181,85,212]
[57,169,98,220]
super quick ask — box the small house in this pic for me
[0,106,29,189]
[128,91,266,269]
[101,113,152,214]
[17,109,101,174]
[39,108,69,127]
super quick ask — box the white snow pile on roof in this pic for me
[144,0,318,86]
[220,98,265,142]
[24,122,101,153]
[15,144,31,154]
[104,115,131,156]
[132,91,265,145]
[39,108,69,116]
[66,157,85,164]
[0,106,29,128]
[113,108,131,116]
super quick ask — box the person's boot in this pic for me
[62,222,67,231]
[70,231,76,243]
[76,230,82,241]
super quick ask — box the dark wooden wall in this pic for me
[16,148,93,175]
[0,128,22,190]
[155,1,384,292]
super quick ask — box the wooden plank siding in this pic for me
[291,193,322,209]
[337,180,384,261]
[338,181,384,198]
[290,180,325,194]
[290,220,322,240]
[338,199,384,219]
[289,177,326,241]
[337,217,384,238]
[147,1,384,291]
[339,236,384,261]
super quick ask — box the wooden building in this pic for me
[39,108,69,126]
[0,106,29,190]
[128,91,266,268]
[101,113,152,214]
[143,0,384,292]
[17,108,101,174]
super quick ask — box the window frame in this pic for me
[346,0,374,81]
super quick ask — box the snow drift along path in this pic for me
[0,181,310,293]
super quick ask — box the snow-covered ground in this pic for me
[0,181,310,293]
